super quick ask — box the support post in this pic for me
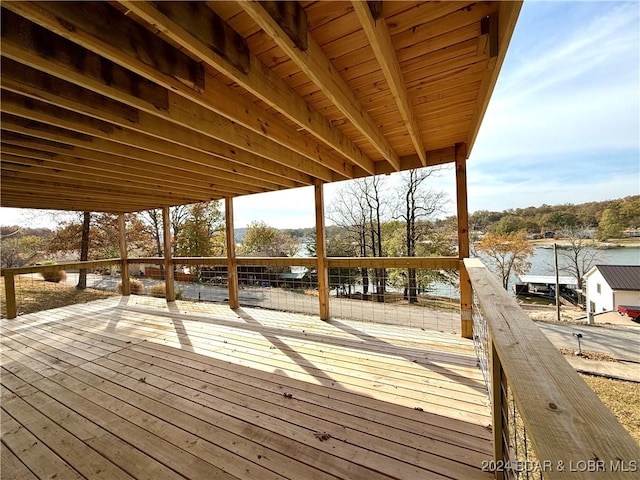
[491,337,506,480]
[162,206,176,302]
[225,197,239,309]
[314,179,329,320]
[455,142,473,338]
[118,213,130,295]
[4,271,17,319]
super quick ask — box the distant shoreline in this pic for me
[528,237,640,249]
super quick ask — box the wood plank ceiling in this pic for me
[0,1,522,214]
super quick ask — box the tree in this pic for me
[556,225,606,303]
[476,232,534,290]
[48,213,153,261]
[598,209,623,240]
[326,226,360,296]
[174,201,224,257]
[239,221,300,257]
[619,197,640,229]
[77,211,91,290]
[393,168,447,303]
[492,214,527,234]
[328,176,388,298]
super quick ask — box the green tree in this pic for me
[476,232,534,290]
[239,221,299,257]
[174,201,224,257]
[492,214,526,234]
[598,209,623,240]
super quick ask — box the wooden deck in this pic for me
[1,296,492,480]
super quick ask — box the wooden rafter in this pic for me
[352,1,426,166]
[1,3,350,181]
[0,121,303,190]
[0,60,331,184]
[0,1,522,214]
[119,0,375,175]
[241,1,401,171]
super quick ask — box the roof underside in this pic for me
[1,1,522,213]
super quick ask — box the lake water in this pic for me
[526,246,639,276]
[323,246,640,300]
[428,246,640,299]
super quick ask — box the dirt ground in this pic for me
[581,374,640,444]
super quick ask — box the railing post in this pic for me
[162,206,176,302]
[314,179,330,320]
[491,337,506,480]
[455,142,473,338]
[118,213,130,295]
[4,271,17,319]
[225,197,239,309]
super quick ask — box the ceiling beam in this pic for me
[119,1,374,175]
[0,88,314,187]
[1,155,247,199]
[2,3,351,181]
[0,59,332,185]
[0,144,259,197]
[351,1,426,167]
[0,119,302,191]
[0,175,205,206]
[240,1,401,171]
[0,134,277,193]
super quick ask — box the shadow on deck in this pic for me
[1,296,492,480]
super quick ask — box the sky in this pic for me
[1,1,638,230]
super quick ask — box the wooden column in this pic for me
[314,179,330,320]
[455,142,473,338]
[4,271,17,319]
[162,206,176,302]
[225,197,239,309]
[118,213,130,295]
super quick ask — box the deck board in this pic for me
[1,297,493,480]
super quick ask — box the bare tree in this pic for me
[557,225,607,303]
[328,177,388,299]
[393,168,448,303]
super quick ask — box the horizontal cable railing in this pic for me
[465,258,639,480]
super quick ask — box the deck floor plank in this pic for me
[1,298,492,480]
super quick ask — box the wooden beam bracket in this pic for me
[480,13,499,58]
[258,1,308,51]
[151,1,249,74]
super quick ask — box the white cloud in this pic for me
[473,1,639,161]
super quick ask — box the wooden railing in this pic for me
[1,258,123,319]
[2,256,461,319]
[465,258,639,479]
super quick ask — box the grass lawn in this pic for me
[1,275,116,318]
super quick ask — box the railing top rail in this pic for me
[464,258,639,474]
[1,258,121,276]
[327,256,460,269]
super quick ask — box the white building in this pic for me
[584,265,640,314]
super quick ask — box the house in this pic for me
[584,264,640,314]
